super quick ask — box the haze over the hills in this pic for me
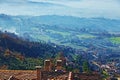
[0,0,120,19]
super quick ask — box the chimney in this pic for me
[56,60,62,71]
[44,60,52,71]
[36,66,42,80]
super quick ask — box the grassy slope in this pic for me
[30,28,96,50]
[110,37,120,44]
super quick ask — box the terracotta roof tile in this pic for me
[0,70,37,80]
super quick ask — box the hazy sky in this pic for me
[0,0,120,19]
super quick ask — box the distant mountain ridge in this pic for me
[0,14,120,32]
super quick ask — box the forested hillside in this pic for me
[0,31,77,70]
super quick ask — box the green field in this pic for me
[46,29,71,37]
[29,28,97,50]
[110,37,120,44]
[76,34,95,39]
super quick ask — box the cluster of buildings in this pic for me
[0,53,119,80]
[0,59,102,80]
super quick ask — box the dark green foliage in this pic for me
[0,53,44,70]
[23,58,43,70]
[65,65,74,71]
[83,60,90,73]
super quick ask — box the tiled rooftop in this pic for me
[0,70,37,80]
[0,70,102,80]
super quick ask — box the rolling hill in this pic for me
[0,14,120,50]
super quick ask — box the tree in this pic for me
[83,61,90,73]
